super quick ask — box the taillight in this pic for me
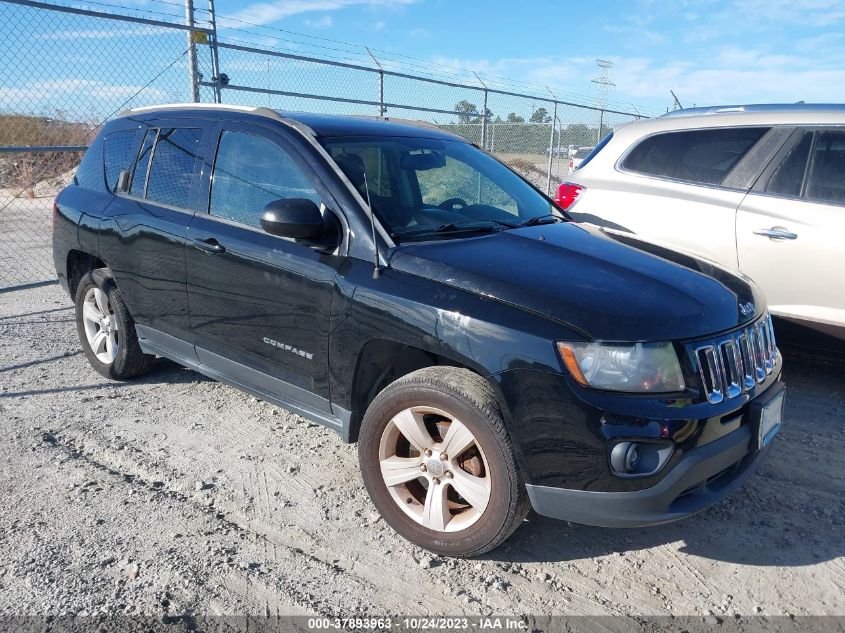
[554,182,584,210]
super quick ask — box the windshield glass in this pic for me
[321,136,559,241]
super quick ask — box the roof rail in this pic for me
[661,103,845,118]
[118,103,263,117]
[348,114,444,132]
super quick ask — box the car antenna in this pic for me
[362,171,382,279]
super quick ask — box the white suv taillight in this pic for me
[554,182,584,210]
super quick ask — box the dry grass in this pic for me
[0,113,95,190]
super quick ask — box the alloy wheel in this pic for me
[377,406,491,532]
[81,287,119,365]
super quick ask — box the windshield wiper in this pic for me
[392,219,513,240]
[516,213,564,227]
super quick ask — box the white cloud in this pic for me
[732,0,845,26]
[0,80,168,106]
[611,48,845,106]
[418,40,845,116]
[222,0,416,27]
[304,15,333,28]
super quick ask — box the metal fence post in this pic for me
[555,115,563,174]
[597,108,604,143]
[207,0,222,103]
[473,72,488,149]
[184,0,199,102]
[367,47,385,116]
[546,88,558,195]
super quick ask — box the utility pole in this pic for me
[185,0,199,102]
[591,59,614,143]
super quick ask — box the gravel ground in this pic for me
[0,283,843,621]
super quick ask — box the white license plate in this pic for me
[758,391,784,449]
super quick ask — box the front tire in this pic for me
[358,367,529,557]
[75,268,155,380]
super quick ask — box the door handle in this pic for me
[753,227,798,241]
[193,237,226,253]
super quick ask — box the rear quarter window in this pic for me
[805,130,845,205]
[575,133,612,170]
[103,129,141,192]
[622,127,770,186]
[73,135,105,192]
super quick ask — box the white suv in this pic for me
[557,104,845,339]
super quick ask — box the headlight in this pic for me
[557,341,685,393]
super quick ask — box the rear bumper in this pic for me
[526,422,771,528]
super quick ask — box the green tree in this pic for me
[454,100,479,124]
[471,107,492,124]
[561,123,595,146]
[530,107,551,123]
[506,112,525,123]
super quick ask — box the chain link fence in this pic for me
[0,0,647,290]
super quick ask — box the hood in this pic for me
[388,222,764,342]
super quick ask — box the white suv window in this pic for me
[805,130,845,205]
[765,131,812,198]
[623,127,770,186]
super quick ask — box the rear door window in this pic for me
[73,135,105,191]
[623,127,770,186]
[130,129,156,197]
[144,128,203,208]
[805,130,845,205]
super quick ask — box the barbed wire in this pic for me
[19,0,659,115]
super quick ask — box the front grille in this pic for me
[693,314,778,404]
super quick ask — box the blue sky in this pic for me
[2,0,844,123]
[213,0,845,113]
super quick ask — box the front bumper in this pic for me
[525,399,776,528]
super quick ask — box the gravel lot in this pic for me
[1,283,843,621]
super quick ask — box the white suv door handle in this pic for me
[753,226,798,240]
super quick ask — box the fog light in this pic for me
[625,443,640,471]
[609,440,674,478]
[611,442,639,474]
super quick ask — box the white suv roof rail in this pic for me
[662,103,845,118]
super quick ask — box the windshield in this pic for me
[321,136,560,241]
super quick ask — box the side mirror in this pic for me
[260,198,323,240]
[115,169,130,193]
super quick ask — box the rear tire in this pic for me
[74,268,155,380]
[358,366,529,557]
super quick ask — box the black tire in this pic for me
[358,366,529,557]
[74,268,155,380]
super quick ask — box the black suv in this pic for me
[54,105,785,556]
